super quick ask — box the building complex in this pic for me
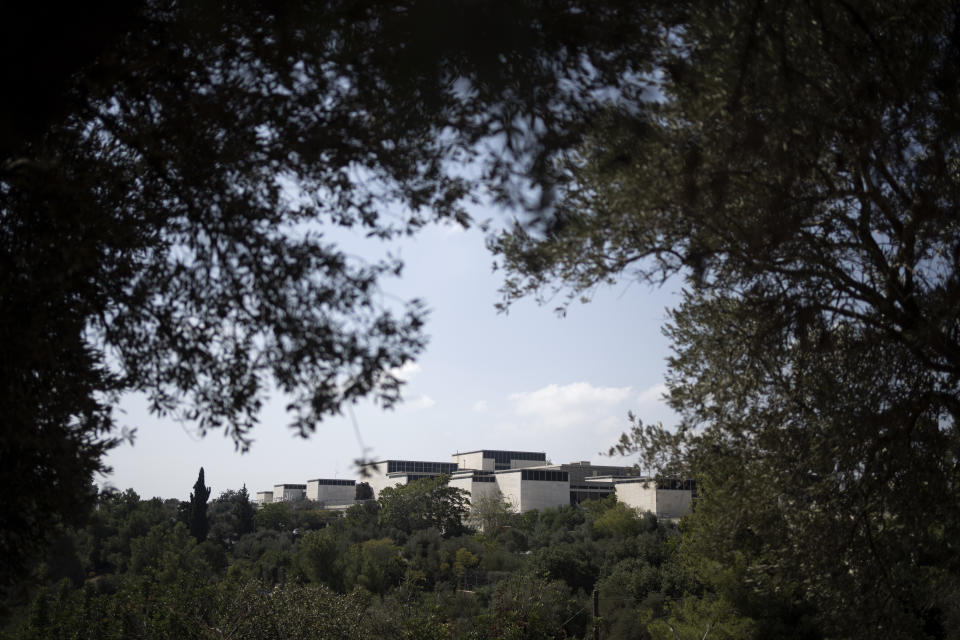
[255,447,694,520]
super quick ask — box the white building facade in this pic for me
[256,448,695,519]
[356,459,459,497]
[272,484,306,502]
[493,467,570,512]
[306,478,356,505]
[612,478,696,520]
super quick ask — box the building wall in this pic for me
[357,462,392,497]
[493,470,568,512]
[255,491,273,505]
[469,479,500,503]
[451,452,490,471]
[452,477,500,504]
[494,472,523,512]
[452,451,547,472]
[519,478,569,512]
[654,489,693,519]
[273,485,306,502]
[448,474,474,497]
[358,461,458,497]
[510,458,546,469]
[306,480,356,504]
[561,462,638,484]
[615,482,693,519]
[615,482,658,513]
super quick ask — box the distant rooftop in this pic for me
[453,449,546,459]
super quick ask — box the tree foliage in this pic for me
[378,476,470,540]
[8,482,696,638]
[1,0,660,590]
[467,490,515,534]
[493,1,960,636]
[354,482,374,501]
[188,468,211,543]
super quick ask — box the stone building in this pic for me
[306,478,355,505]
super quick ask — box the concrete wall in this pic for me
[494,471,568,512]
[495,472,523,512]
[448,474,475,496]
[358,462,455,497]
[470,480,500,503]
[306,481,355,504]
[519,478,569,512]
[452,451,547,472]
[357,462,391,497]
[655,489,693,519]
[255,491,273,504]
[562,462,638,484]
[615,481,693,519]
[510,458,546,469]
[273,485,306,502]
[449,475,501,506]
[616,482,657,513]
[452,452,491,471]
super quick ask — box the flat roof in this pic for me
[274,484,306,488]
[452,449,547,457]
[584,475,653,483]
[385,471,448,477]
[307,478,355,482]
[356,459,455,465]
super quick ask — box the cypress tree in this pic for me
[189,467,211,542]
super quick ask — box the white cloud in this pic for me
[636,383,668,406]
[390,361,421,382]
[472,400,488,413]
[508,381,631,430]
[594,414,625,437]
[631,382,680,428]
[406,394,436,410]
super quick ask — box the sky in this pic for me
[101,219,683,501]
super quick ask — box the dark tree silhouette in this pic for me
[1,0,658,590]
[493,1,960,636]
[234,485,255,538]
[189,468,211,543]
[354,482,374,501]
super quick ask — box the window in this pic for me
[520,470,568,482]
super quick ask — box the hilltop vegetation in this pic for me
[2,478,722,640]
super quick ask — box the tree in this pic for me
[189,468,211,543]
[484,572,582,640]
[467,490,515,534]
[354,482,374,501]
[206,486,256,549]
[642,595,756,640]
[297,529,344,591]
[234,486,255,538]
[213,580,368,640]
[253,502,293,533]
[378,476,470,540]
[1,0,660,590]
[342,538,405,595]
[492,1,960,636]
[591,501,648,539]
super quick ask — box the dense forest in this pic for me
[0,474,735,640]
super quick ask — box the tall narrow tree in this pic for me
[234,484,255,537]
[189,467,211,543]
